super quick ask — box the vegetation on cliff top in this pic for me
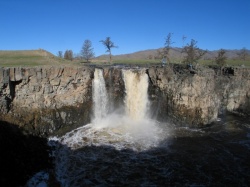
[0,47,249,67]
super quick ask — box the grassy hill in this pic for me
[97,48,250,66]
[1,48,249,67]
[0,49,70,67]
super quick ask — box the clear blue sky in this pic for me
[1,0,249,56]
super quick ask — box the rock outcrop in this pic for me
[0,66,93,136]
[147,65,250,126]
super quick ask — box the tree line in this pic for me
[57,37,117,63]
[159,33,248,68]
[58,35,248,66]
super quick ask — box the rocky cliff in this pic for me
[0,66,94,136]
[147,65,250,126]
[0,65,249,136]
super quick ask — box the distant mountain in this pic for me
[96,48,250,61]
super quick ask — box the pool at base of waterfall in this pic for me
[26,114,250,187]
[26,68,250,187]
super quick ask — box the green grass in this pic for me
[1,50,249,67]
[198,59,250,67]
[0,50,74,67]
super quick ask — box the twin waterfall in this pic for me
[93,68,149,123]
[57,68,162,152]
[48,68,164,186]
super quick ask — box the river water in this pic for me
[27,68,250,187]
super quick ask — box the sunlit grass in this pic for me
[0,50,73,67]
[198,59,250,67]
[1,50,249,67]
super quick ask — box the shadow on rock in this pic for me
[0,121,52,187]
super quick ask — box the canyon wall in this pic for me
[0,65,249,136]
[0,66,94,136]
[147,66,250,126]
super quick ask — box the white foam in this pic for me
[57,113,163,151]
[48,68,169,186]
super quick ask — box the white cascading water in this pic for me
[123,70,149,121]
[92,68,109,121]
[46,68,165,186]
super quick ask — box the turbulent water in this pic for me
[27,68,250,187]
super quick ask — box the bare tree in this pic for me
[180,35,187,63]
[57,51,63,58]
[81,39,95,62]
[237,47,248,61]
[163,32,174,64]
[215,49,227,67]
[182,39,206,67]
[100,37,118,63]
[64,50,73,61]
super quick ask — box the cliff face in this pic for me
[0,65,249,136]
[147,66,250,126]
[0,66,94,136]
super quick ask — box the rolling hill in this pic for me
[97,48,250,61]
[1,48,249,67]
[0,49,66,66]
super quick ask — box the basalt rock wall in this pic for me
[147,66,250,126]
[0,66,94,136]
[0,65,249,136]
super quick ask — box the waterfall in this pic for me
[92,68,109,121]
[92,68,150,122]
[90,68,162,147]
[122,69,149,121]
[47,67,165,187]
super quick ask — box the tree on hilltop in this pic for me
[182,39,206,67]
[81,39,95,62]
[163,32,174,64]
[237,47,248,61]
[100,37,118,64]
[64,50,73,61]
[215,49,227,67]
[57,51,63,58]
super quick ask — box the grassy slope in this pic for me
[1,49,249,67]
[0,50,73,67]
[97,48,250,67]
